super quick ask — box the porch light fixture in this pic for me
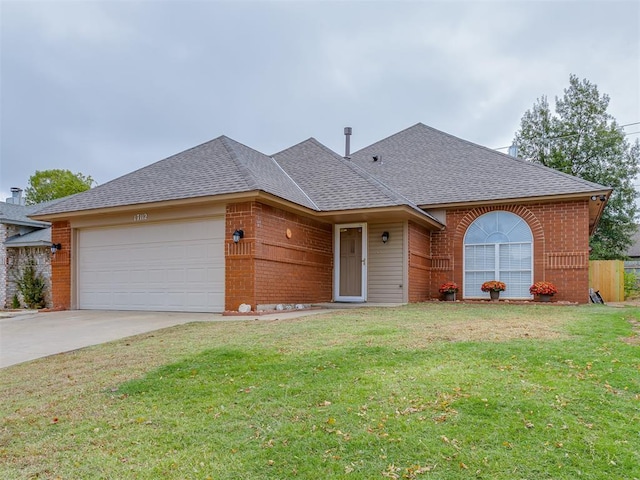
[381,231,390,243]
[232,229,244,243]
[50,243,62,254]
[591,195,607,201]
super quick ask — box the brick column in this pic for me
[51,221,71,310]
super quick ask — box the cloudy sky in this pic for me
[1,0,638,202]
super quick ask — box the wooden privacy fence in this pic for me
[589,260,624,302]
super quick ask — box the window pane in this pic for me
[499,271,532,298]
[465,244,495,270]
[496,211,521,237]
[464,271,496,298]
[499,244,532,270]
[465,222,489,244]
[506,219,533,242]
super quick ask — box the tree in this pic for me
[25,169,94,205]
[513,74,639,259]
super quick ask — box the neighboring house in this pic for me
[1,189,52,308]
[31,123,610,312]
[624,225,640,277]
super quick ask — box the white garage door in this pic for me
[78,218,225,312]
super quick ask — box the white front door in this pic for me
[334,223,367,302]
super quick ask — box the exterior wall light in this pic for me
[232,229,244,243]
[50,243,62,254]
[381,231,390,243]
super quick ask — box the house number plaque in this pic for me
[133,213,148,222]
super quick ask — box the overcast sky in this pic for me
[1,0,639,202]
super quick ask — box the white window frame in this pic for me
[463,212,533,300]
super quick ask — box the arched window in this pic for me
[464,211,533,299]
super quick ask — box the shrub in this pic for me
[529,281,558,296]
[624,271,640,299]
[17,259,46,309]
[481,280,506,292]
[11,294,20,309]
[439,281,459,294]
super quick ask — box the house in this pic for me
[624,225,640,278]
[1,188,53,308]
[31,123,610,312]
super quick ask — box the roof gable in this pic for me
[349,123,608,206]
[35,136,317,215]
[273,138,431,215]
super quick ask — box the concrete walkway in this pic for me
[0,308,334,368]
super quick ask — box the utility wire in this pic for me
[495,121,640,151]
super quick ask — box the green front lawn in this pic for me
[1,303,639,479]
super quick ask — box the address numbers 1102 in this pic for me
[133,213,148,222]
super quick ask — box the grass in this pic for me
[1,303,639,479]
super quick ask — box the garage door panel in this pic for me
[78,218,224,312]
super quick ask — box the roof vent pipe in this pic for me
[344,127,352,159]
[7,187,24,205]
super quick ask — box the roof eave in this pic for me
[419,190,612,209]
[29,191,266,221]
[0,217,50,228]
[4,240,52,248]
[315,205,444,230]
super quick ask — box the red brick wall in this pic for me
[225,202,257,310]
[430,201,590,303]
[225,202,333,311]
[408,221,432,302]
[50,220,71,310]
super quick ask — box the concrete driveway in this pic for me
[0,308,336,368]
[0,310,223,368]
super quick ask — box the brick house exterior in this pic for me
[1,195,53,309]
[33,124,610,312]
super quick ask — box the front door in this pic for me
[334,224,367,302]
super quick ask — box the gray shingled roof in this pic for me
[32,123,609,218]
[4,227,51,247]
[273,138,430,214]
[35,136,317,216]
[0,202,50,227]
[349,123,609,206]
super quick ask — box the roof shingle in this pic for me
[35,136,317,215]
[32,123,610,218]
[349,123,608,206]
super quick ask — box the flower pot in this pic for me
[490,290,500,301]
[444,292,456,302]
[539,294,552,303]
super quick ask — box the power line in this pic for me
[495,121,640,151]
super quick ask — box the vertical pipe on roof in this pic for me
[344,127,352,159]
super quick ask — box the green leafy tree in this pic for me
[25,169,94,205]
[514,74,639,259]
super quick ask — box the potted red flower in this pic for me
[529,281,558,302]
[439,281,459,301]
[481,280,506,301]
